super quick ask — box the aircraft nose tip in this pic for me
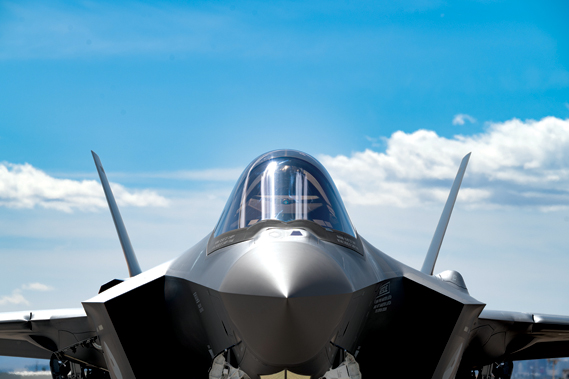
[219,242,353,366]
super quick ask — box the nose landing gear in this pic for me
[208,348,251,379]
[321,351,362,379]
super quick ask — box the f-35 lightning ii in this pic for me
[1,149,569,379]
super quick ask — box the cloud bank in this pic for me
[320,117,569,210]
[0,163,168,212]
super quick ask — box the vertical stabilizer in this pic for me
[91,151,142,277]
[421,153,471,275]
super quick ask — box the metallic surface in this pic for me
[91,151,141,277]
[2,149,569,379]
[422,153,471,275]
[436,270,469,294]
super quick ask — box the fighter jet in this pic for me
[1,149,569,379]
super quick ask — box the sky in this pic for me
[1,0,569,371]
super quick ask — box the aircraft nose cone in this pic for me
[220,241,353,298]
[219,242,353,366]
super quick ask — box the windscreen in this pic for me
[215,151,355,238]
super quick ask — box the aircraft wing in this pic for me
[463,309,569,367]
[0,308,107,369]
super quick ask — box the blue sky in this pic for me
[2,0,568,173]
[1,0,569,371]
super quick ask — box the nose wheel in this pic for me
[320,351,361,379]
[209,348,251,379]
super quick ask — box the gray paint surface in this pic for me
[1,150,569,379]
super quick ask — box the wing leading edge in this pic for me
[461,309,569,370]
[0,308,106,370]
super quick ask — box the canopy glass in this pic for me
[215,150,355,238]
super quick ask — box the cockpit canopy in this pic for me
[215,150,356,238]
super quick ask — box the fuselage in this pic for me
[166,223,379,377]
[162,222,483,378]
[82,150,485,379]
[83,222,483,378]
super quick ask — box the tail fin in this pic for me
[420,153,471,275]
[91,151,142,277]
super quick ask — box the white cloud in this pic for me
[452,113,476,125]
[0,162,168,212]
[0,283,54,308]
[0,290,29,306]
[21,283,53,291]
[320,116,569,209]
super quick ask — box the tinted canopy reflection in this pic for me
[215,150,355,237]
